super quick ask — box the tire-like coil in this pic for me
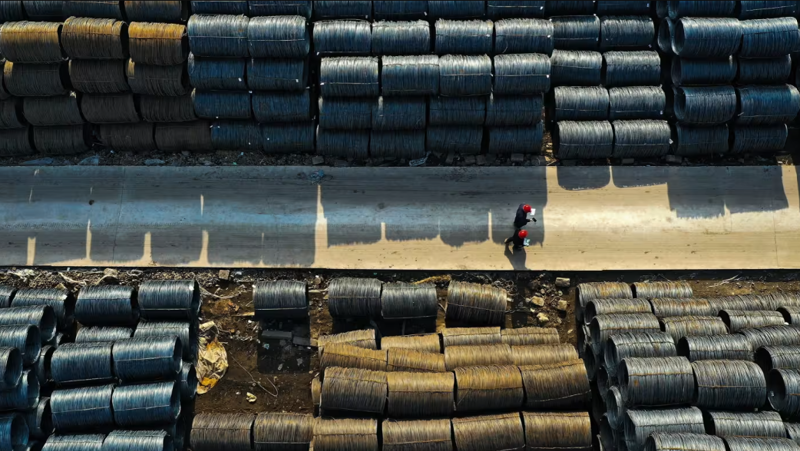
[99,123,157,152]
[445,280,508,326]
[608,87,666,121]
[486,94,543,126]
[137,280,200,321]
[253,413,314,451]
[756,346,800,373]
[128,22,189,66]
[247,16,309,58]
[619,356,694,407]
[624,408,706,451]
[126,60,189,96]
[33,124,92,155]
[313,20,372,55]
[585,298,652,325]
[487,124,544,154]
[0,413,27,450]
[262,122,315,153]
[494,18,553,55]
[75,326,133,343]
[318,96,373,129]
[112,381,181,427]
[381,55,439,96]
[26,396,52,440]
[21,1,62,21]
[672,123,729,156]
[740,17,799,58]
[494,53,551,95]
[187,54,246,91]
[430,96,486,126]
[180,361,197,400]
[0,22,65,64]
[737,56,792,84]
[253,91,311,123]
[81,93,140,124]
[50,342,114,386]
[247,58,307,91]
[370,130,426,159]
[554,120,613,160]
[674,86,737,125]
[453,365,524,413]
[644,433,725,451]
[590,313,661,354]
[253,280,308,320]
[426,126,483,154]
[372,96,426,130]
[488,1,546,19]
[720,310,786,333]
[604,331,677,378]
[692,360,766,410]
[429,1,487,19]
[187,15,249,58]
[704,410,785,438]
[313,1,372,20]
[320,56,379,97]
[12,288,74,330]
[4,62,69,97]
[678,335,753,362]
[385,371,454,417]
[668,1,737,19]
[671,18,742,58]
[190,413,255,451]
[61,17,128,60]
[552,15,600,51]
[69,60,130,94]
[372,20,431,55]
[249,1,312,17]
[192,90,252,120]
[381,418,453,451]
[612,119,671,159]
[730,124,788,154]
[0,347,22,391]
[313,418,378,451]
[75,285,137,327]
[135,320,199,363]
[316,127,369,158]
[328,277,382,318]
[435,19,494,55]
[50,384,114,432]
[0,306,56,342]
[552,86,609,121]
[603,50,661,87]
[140,93,197,122]
[735,85,800,126]
[439,54,492,97]
[519,359,591,410]
[453,413,524,451]
[597,1,650,14]
[113,336,182,382]
[600,16,655,51]
[124,1,188,23]
[550,50,602,86]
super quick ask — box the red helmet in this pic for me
[523,204,532,213]
[518,230,528,238]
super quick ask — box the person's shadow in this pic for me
[503,241,528,270]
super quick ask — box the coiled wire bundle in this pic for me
[382,334,441,353]
[191,0,248,14]
[113,336,182,382]
[112,381,180,427]
[769,369,800,419]
[671,57,737,86]
[76,326,133,343]
[380,283,437,320]
[138,280,200,321]
[68,60,129,95]
[192,90,251,119]
[328,278,382,318]
[0,347,21,391]
[634,282,693,299]
[738,1,797,19]
[210,120,262,151]
[585,299,653,325]
[554,120,613,159]
[0,326,39,366]
[644,433,726,451]
[35,346,54,386]
[608,86,665,120]
[50,342,114,386]
[454,365,524,412]
[124,1,188,22]
[253,280,307,320]
[550,50,602,86]
[26,396,52,440]
[21,1,62,21]
[51,384,114,431]
[612,120,671,158]
[445,281,508,326]
[372,20,430,55]
[371,96,426,130]
[128,23,189,66]
[0,22,65,63]
[590,313,661,354]
[0,287,15,308]
[519,359,591,410]
[386,371,454,417]
[313,418,378,451]
[381,55,439,96]
[578,282,634,318]
[253,91,310,123]
[488,94,543,125]
[191,413,255,451]
[0,306,56,342]
[720,310,786,333]
[187,54,246,91]
[386,348,446,372]
[4,62,70,97]
[319,343,387,371]
[382,419,453,451]
[438,55,492,96]
[0,414,27,450]
[661,316,729,344]
[135,320,198,363]
[249,0,312,17]
[445,344,513,370]
[619,356,694,407]
[668,1,736,19]
[63,0,123,18]
[430,96,486,126]
[704,411,785,438]
[320,366,387,414]
[74,286,137,326]
[435,19,494,55]
[487,125,543,154]
[247,16,309,58]
[126,61,189,96]
[317,328,375,350]
[180,361,197,401]
[452,413,524,451]
[426,126,483,154]
[730,124,788,154]
[624,408,706,451]
[313,20,371,55]
[61,18,128,60]
[735,85,800,126]
[692,360,766,410]
[552,16,600,51]
[756,346,800,373]
[739,326,800,349]
[672,124,729,156]
[99,122,155,151]
[494,18,553,55]
[523,412,592,451]
[187,15,249,58]
[0,369,37,411]
[604,331,677,377]
[603,51,661,87]
[248,59,306,91]
[80,93,140,124]
[442,327,502,347]
[493,54,551,95]
[314,1,372,20]
[674,86,737,125]
[33,124,92,155]
[319,96,371,127]
[672,18,742,58]
[600,16,655,51]
[552,86,609,121]
[262,122,315,153]
[737,56,792,84]
[252,412,314,451]
[739,17,799,58]
[320,57,379,97]
[316,127,369,158]
[725,438,800,451]
[678,335,753,361]
[501,327,559,346]
[102,430,172,451]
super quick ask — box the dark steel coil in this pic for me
[0,369,37,411]
[445,344,513,369]
[140,94,197,122]
[103,430,172,451]
[604,331,677,377]
[736,85,800,126]
[50,384,114,432]
[0,0,24,21]
[428,1,485,19]
[434,19,493,55]
[50,342,114,386]
[42,434,106,451]
[191,413,254,451]
[381,55,439,96]
[730,124,788,154]
[249,1,312,17]
[328,278,383,318]
[429,96,485,126]
[372,20,430,55]
[247,58,306,91]
[768,369,800,419]
[788,423,800,444]
[692,360,766,410]
[137,280,200,321]
[372,96,426,130]
[578,282,635,319]
[373,1,427,19]
[314,418,377,451]
[313,1,372,20]
[725,438,800,451]
[187,54,246,91]
[678,335,753,361]
[439,54,492,97]
[668,1,737,19]
[22,1,62,21]
[442,327,502,347]
[453,365,524,413]
[608,86,665,121]
[126,60,188,96]
[634,282,692,299]
[721,310,786,333]
[493,53,551,95]
[135,321,198,363]
[740,17,799,58]
[62,1,123,18]
[318,329,377,352]
[0,22,64,64]
[248,16,309,58]
[620,356,694,407]
[213,118,263,148]
[382,419,452,451]
[674,86,737,125]
[34,345,54,385]
[320,56,379,97]
[554,120,613,159]
[316,127,369,158]
[262,122,315,153]
[486,124,543,154]
[0,306,55,342]
[100,122,157,151]
[644,433,725,451]
[320,366,387,414]
[26,397,52,440]
[446,281,507,326]
[519,359,591,410]
[739,1,797,18]
[113,336,182,382]
[494,18,553,55]
[657,18,675,54]
[599,415,615,451]
[672,123,729,156]
[704,411,785,438]
[383,334,442,353]
[552,86,609,121]
[386,371,454,417]
[179,361,197,400]
[552,15,600,51]
[485,95,543,125]
[583,343,598,379]
[524,412,592,451]
[47,332,67,349]
[600,16,655,51]
[661,316,729,344]
[623,408,705,451]
[61,17,128,60]
[75,286,137,326]
[603,51,661,87]
[380,282,437,320]
[739,326,800,349]
[597,1,650,14]
[756,346,800,373]
[0,413,27,450]
[319,96,372,128]
[12,288,73,330]
[81,93,140,124]
[187,15,249,58]
[0,347,21,391]
[313,20,371,56]
[386,348,446,372]
[547,1,596,14]
[253,280,308,320]
[253,412,314,451]
[192,90,252,120]
[426,126,483,154]
[112,381,180,427]
[671,57,737,87]
[124,1,188,23]
[128,22,188,66]
[4,62,69,97]
[70,60,130,94]
[672,18,742,58]
[453,413,524,451]
[190,1,248,14]
[612,119,671,159]
[590,313,661,354]
[253,91,310,123]
[0,287,15,308]
[550,50,602,86]
[19,95,78,128]
[738,56,791,84]
[585,299,652,326]
[597,365,614,401]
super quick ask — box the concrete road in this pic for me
[1,165,798,271]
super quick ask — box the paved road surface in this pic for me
[1,165,798,270]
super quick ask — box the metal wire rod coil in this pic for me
[737,56,791,84]
[426,126,483,155]
[0,347,21,391]
[608,86,665,121]
[328,278,382,318]
[452,413,524,451]
[135,320,198,363]
[80,93,140,124]
[253,280,308,320]
[113,381,181,427]
[320,343,388,371]
[316,127,366,157]
[51,384,114,432]
[137,280,200,321]
[644,433,725,451]
[261,122,315,154]
[756,346,800,373]
[738,1,798,19]
[739,326,800,349]
[247,16,309,58]
[50,342,114,386]
[635,282,693,299]
[429,96,485,126]
[554,120,613,160]
[372,20,431,55]
[0,413,27,450]
[590,313,661,354]
[192,90,252,120]
[75,285,137,326]
[4,62,69,97]
[126,61,188,96]
[445,344,513,370]
[429,0,486,19]
[63,0,123,18]
[493,54,551,95]
[0,22,64,64]
[787,423,800,444]
[445,281,508,326]
[585,299,653,326]
[487,95,544,128]
[661,316,729,344]
[42,433,107,451]
[191,413,255,451]
[494,18,553,55]
[26,396,51,440]
[740,17,799,58]
[547,1,597,15]
[453,364,523,413]
[597,365,614,401]
[61,17,127,60]
[0,369,37,412]
[314,1,372,20]
[211,120,264,151]
[124,1,188,23]
[373,0,427,19]
[313,418,378,451]
[435,19,493,55]
[692,360,766,410]
[501,327,559,346]
[382,419,452,451]
[0,287,15,308]
[386,348,446,372]
[678,334,753,362]
[102,430,172,451]
[318,96,372,129]
[608,390,628,441]
[0,325,39,366]
[32,124,92,156]
[69,60,130,95]
[379,282,438,320]
[726,437,800,451]
[672,124,729,156]
[0,306,56,342]
[191,1,248,14]
[549,50,602,86]
[320,366,387,414]
[668,1,736,19]
[35,346,54,386]
[113,336,182,382]
[155,120,214,151]
[597,1,650,14]
[487,0,546,19]
[318,329,377,352]
[603,51,661,87]
[439,54,492,97]
[704,410,785,438]
[313,20,371,56]
[624,408,706,451]
[674,86,737,125]
[619,356,694,407]
[373,133,423,159]
[179,361,198,401]
[187,15,249,57]
[382,334,441,353]
[578,282,634,320]
[249,1,312,18]
[0,0,25,21]
[604,331,677,377]
[247,58,306,91]
[386,371,454,417]
[253,91,311,123]
[187,54,246,91]
[672,18,742,58]
[128,22,188,66]
[600,16,655,51]
[381,55,439,96]
[252,412,314,451]
[519,359,590,410]
[721,310,786,333]
[372,96,426,130]
[552,15,600,51]
[671,57,737,86]
[730,124,788,154]
[612,120,671,159]
[442,327,502,347]
[736,85,800,126]
[319,56,379,97]
[768,369,800,419]
[76,326,132,343]
[21,1,62,21]
[523,411,592,451]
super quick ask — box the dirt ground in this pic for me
[1,267,799,415]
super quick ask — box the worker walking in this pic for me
[505,229,528,250]
[514,204,536,229]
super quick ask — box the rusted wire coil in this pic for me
[523,412,592,451]
[386,371,454,418]
[445,281,507,326]
[70,60,129,94]
[692,360,766,410]
[445,344,513,370]
[313,418,378,451]
[585,299,653,326]
[452,413,524,451]
[660,316,729,344]
[23,94,84,126]
[386,348,446,372]
[382,419,452,451]
[590,313,661,354]
[75,326,132,343]
[126,60,189,96]
[704,410,785,438]
[252,412,314,451]
[756,346,800,374]
[61,17,128,60]
[604,331,677,378]
[128,22,189,66]
[328,277,383,318]
[453,364,523,413]
[519,359,590,410]
[4,62,69,97]
[124,1,188,23]
[81,93,140,124]
[577,282,633,322]
[253,280,308,320]
[650,298,717,318]
[442,327,502,347]
[380,282,438,320]
[33,124,92,155]
[140,94,197,122]
[619,356,694,407]
[319,343,387,371]
[98,123,157,152]
[633,282,693,299]
[381,334,441,353]
[0,22,65,63]
[0,128,34,157]
[644,433,725,451]
[318,329,377,352]
[191,413,254,451]
[512,344,578,366]
[678,335,753,362]
[720,310,786,333]
[739,326,800,349]
[624,407,705,451]
[320,366,387,414]
[501,327,559,346]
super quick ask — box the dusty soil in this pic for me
[1,267,799,415]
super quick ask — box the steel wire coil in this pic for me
[644,433,725,451]
[624,408,705,451]
[313,418,378,451]
[43,434,107,451]
[316,127,369,158]
[126,60,188,96]
[248,16,309,58]
[590,313,661,354]
[740,17,799,58]
[634,282,693,299]
[661,316,729,344]
[0,369,37,411]
[113,336,182,382]
[583,343,599,380]
[606,386,625,430]
[738,56,791,84]
[657,17,674,54]
[135,321,198,363]
[501,327,559,346]
[486,94,543,125]
[191,413,255,451]
[124,1,188,23]
[187,54,246,91]
[141,94,198,122]
[493,53,551,95]
[26,397,51,440]
[600,16,655,51]
[187,15,249,58]
[488,1,546,19]
[0,413,27,450]
[75,286,137,327]
[740,326,800,349]
[678,335,753,361]
[373,1,427,19]
[371,96,426,130]
[445,344,513,370]
[69,60,129,95]
[102,430,172,451]
[494,18,553,55]
[22,1,62,21]
[386,348,446,372]
[318,96,372,129]
[434,19,493,55]
[596,1,650,14]
[739,1,797,18]
[212,120,264,152]
[318,330,377,352]
[76,326,133,343]
[382,419,452,451]
[4,62,68,97]
[313,20,371,55]
[674,86,737,125]
[667,1,736,19]
[547,1,596,15]
[730,124,788,154]
[0,347,21,391]
[671,57,737,86]
[597,365,614,401]
[0,287,15,308]
[61,17,127,60]
[549,49,602,86]
[554,120,613,159]
[523,411,592,451]
[429,96,486,126]
[585,299,653,326]
[603,51,660,87]
[128,22,188,66]
[0,325,39,366]
[113,381,181,427]
[192,90,252,120]
[452,413,524,451]
[62,0,123,18]
[769,369,800,419]
[756,345,800,376]
[137,280,200,321]
[608,86,665,121]
[328,278,382,318]
[51,383,114,431]
[319,343,388,371]
[442,327,502,347]
[372,20,430,55]
[788,424,800,444]
[725,438,800,451]
[552,15,600,51]
[314,1,372,20]
[426,126,483,154]
[253,91,311,123]
[0,22,64,64]
[519,359,590,410]
[24,94,80,126]
[721,310,786,333]
[253,280,307,320]
[249,1,312,17]
[736,85,800,126]
[253,412,314,451]
[672,123,729,156]
[429,1,486,19]
[445,281,507,326]
[179,361,197,401]
[262,122,315,153]
[320,366,387,414]
[0,306,56,342]
[672,18,742,58]
[453,364,524,413]
[47,332,67,349]
[30,113,86,141]
[51,342,114,386]
[578,282,634,320]
[382,334,441,353]
[599,415,615,451]
[319,56,379,97]
[380,282,437,320]
[381,55,439,96]
[80,93,140,124]
[439,54,492,96]
[191,0,248,14]
[487,124,543,154]
[247,58,306,91]
[704,410,784,438]
[619,356,694,407]
[692,360,766,410]
[34,345,54,385]
[386,371,454,417]
[612,119,671,159]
